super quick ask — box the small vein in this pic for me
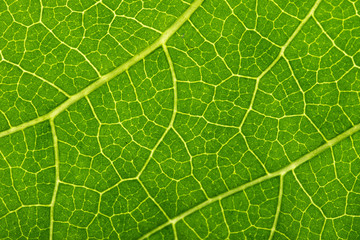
[2,59,71,98]
[85,96,123,181]
[239,0,323,133]
[137,117,360,240]
[269,174,284,240]
[292,169,327,218]
[0,0,204,139]
[313,16,359,67]
[39,23,102,78]
[49,118,60,240]
[138,179,171,220]
[136,43,178,179]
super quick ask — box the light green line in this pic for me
[138,120,360,240]
[269,174,284,240]
[135,44,179,179]
[238,0,322,131]
[49,119,60,240]
[0,0,204,139]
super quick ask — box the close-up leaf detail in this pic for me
[0,0,359,239]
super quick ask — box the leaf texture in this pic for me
[0,0,360,239]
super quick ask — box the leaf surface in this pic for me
[0,0,360,239]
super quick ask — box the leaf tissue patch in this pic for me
[0,0,360,239]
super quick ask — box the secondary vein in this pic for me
[138,116,360,240]
[49,119,60,240]
[0,0,204,138]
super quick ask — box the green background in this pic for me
[0,0,359,239]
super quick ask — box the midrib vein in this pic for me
[0,0,204,139]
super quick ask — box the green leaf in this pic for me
[0,0,359,239]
